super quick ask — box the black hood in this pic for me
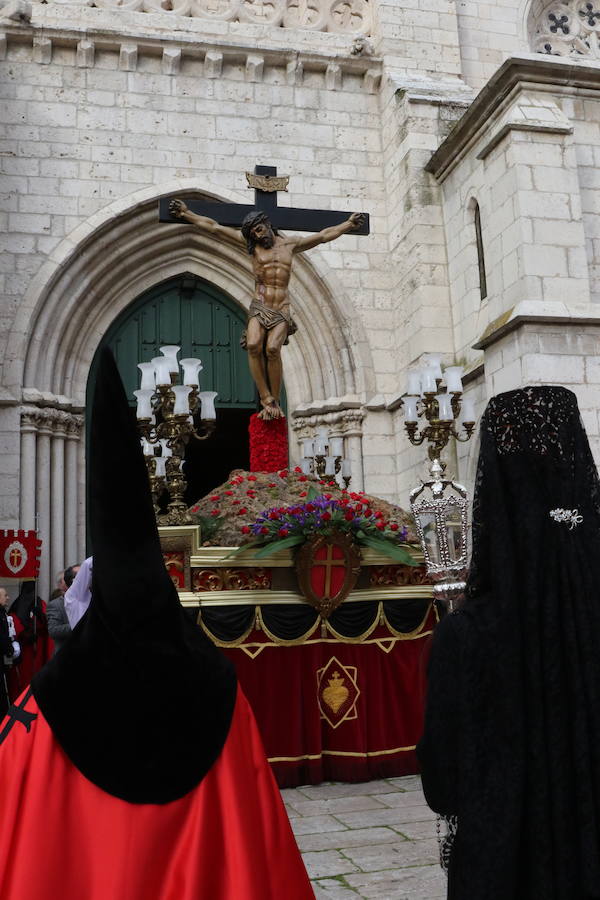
[32,348,237,803]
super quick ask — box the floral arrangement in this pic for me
[248,413,288,473]
[236,487,417,565]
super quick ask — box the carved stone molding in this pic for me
[532,0,600,57]
[39,0,372,31]
[20,406,84,439]
[292,407,365,438]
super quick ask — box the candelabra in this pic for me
[134,345,217,526]
[403,356,475,612]
[403,356,475,467]
[299,427,352,488]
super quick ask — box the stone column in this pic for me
[341,411,365,493]
[20,407,39,531]
[77,433,86,563]
[50,412,68,585]
[64,415,83,566]
[35,411,54,599]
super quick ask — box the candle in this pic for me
[172,385,192,416]
[403,396,418,423]
[406,370,421,396]
[314,438,327,456]
[180,357,203,387]
[329,437,344,458]
[302,439,315,458]
[324,456,336,476]
[154,456,167,478]
[435,393,454,422]
[421,368,437,395]
[140,438,154,456]
[444,366,463,394]
[159,438,173,458]
[159,345,181,375]
[341,459,351,477]
[300,457,312,475]
[198,390,218,421]
[138,362,156,390]
[460,397,476,424]
[424,354,443,381]
[133,389,154,420]
[152,356,172,387]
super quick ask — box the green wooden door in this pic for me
[93,274,256,409]
[87,274,270,504]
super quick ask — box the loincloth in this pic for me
[240,299,298,349]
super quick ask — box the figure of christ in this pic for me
[169,199,365,421]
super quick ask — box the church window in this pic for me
[531,1,600,57]
[473,201,488,302]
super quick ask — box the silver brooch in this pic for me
[549,508,583,529]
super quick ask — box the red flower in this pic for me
[238,507,248,515]
[294,466,302,473]
[246,490,256,497]
[248,475,257,482]
[299,491,307,498]
[365,508,372,517]
[375,521,385,530]
[322,512,331,521]
[268,483,277,487]
[375,511,384,519]
[328,481,335,486]
[324,493,332,500]
[232,500,240,505]
[260,527,269,535]
[269,511,279,520]
[299,475,307,482]
[211,509,221,517]
[241,525,251,534]
[344,511,354,521]
[225,490,233,496]
[278,528,289,537]
[279,470,288,477]
[306,503,315,512]
[210,495,220,502]
[390,523,399,531]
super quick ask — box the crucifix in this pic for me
[160,165,370,421]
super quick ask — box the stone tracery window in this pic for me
[531,0,600,57]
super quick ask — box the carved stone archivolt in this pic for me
[42,0,372,32]
[532,0,600,57]
[292,407,365,441]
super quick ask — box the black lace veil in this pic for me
[419,386,600,899]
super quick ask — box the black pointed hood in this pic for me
[32,348,237,803]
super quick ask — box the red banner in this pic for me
[0,530,42,580]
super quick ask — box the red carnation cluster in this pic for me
[248,414,288,473]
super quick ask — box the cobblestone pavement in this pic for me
[283,775,446,899]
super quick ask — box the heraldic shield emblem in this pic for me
[296,531,361,618]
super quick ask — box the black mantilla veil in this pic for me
[418,386,600,900]
[31,349,237,804]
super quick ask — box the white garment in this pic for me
[64,557,93,629]
[3,615,19,664]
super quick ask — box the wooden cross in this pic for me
[159,164,370,235]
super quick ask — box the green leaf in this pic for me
[254,535,304,558]
[307,484,320,500]
[222,540,261,559]
[358,535,418,566]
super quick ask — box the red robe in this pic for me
[0,689,314,900]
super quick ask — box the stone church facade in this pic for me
[2,0,600,592]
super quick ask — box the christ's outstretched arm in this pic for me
[169,199,244,244]
[292,212,365,254]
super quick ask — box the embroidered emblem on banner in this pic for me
[4,541,28,575]
[316,656,360,729]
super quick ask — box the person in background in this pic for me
[8,582,52,696]
[47,564,80,655]
[0,588,19,721]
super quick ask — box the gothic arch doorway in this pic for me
[88,273,267,502]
